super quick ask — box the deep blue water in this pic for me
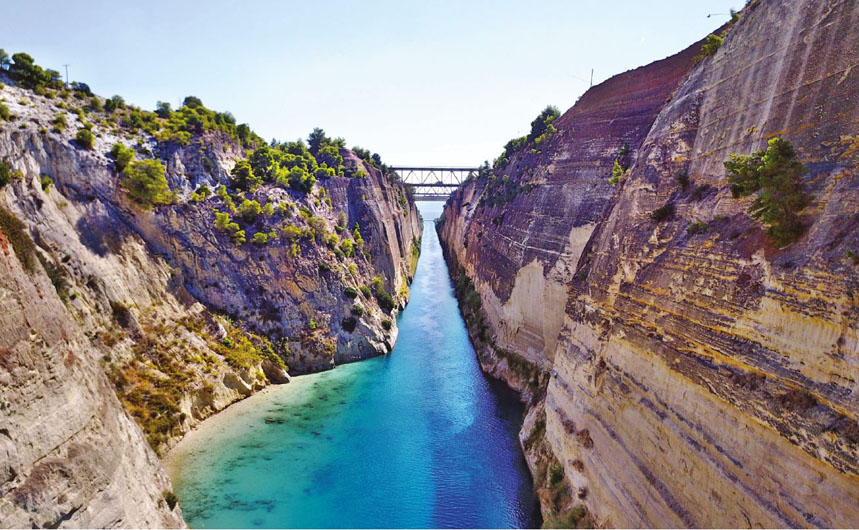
[168,201,537,528]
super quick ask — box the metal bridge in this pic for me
[391,167,478,200]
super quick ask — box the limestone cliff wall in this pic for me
[440,0,859,526]
[0,80,420,526]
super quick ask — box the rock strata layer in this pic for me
[439,0,859,526]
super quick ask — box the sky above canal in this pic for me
[5,0,737,166]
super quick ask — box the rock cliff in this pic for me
[0,77,420,526]
[439,0,859,526]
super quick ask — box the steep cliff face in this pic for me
[440,0,859,526]
[0,80,420,526]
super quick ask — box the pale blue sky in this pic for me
[4,1,736,165]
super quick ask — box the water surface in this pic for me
[168,201,537,528]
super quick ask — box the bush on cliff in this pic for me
[694,33,724,63]
[650,202,675,222]
[237,199,262,222]
[231,160,262,191]
[725,137,812,247]
[110,142,135,172]
[0,159,22,188]
[75,128,95,150]
[122,159,173,208]
[214,212,246,244]
[0,205,37,272]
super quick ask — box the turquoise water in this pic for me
[168,201,537,528]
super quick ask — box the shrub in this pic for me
[725,137,812,247]
[40,174,53,191]
[341,316,357,333]
[0,205,37,271]
[0,102,11,121]
[0,160,20,188]
[214,212,245,244]
[353,223,364,249]
[695,33,724,63]
[122,159,172,207]
[339,238,354,257]
[103,95,125,113]
[318,261,331,273]
[549,465,564,486]
[687,219,708,235]
[650,203,675,222]
[276,201,293,217]
[359,286,371,298]
[262,202,274,217]
[110,143,135,172]
[326,232,340,249]
[282,224,301,240]
[237,199,262,222]
[251,232,269,246]
[231,160,262,191]
[52,113,67,132]
[344,286,358,299]
[375,288,396,312]
[163,490,178,511]
[350,304,364,317]
[381,318,392,331]
[675,171,690,190]
[191,185,211,202]
[609,159,627,186]
[75,128,95,150]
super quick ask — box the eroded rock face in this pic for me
[440,0,859,526]
[0,81,420,526]
[0,215,185,528]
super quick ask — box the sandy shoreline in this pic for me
[163,374,312,480]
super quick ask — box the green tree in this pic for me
[10,53,49,89]
[0,49,10,70]
[155,101,172,119]
[307,127,330,155]
[230,160,262,191]
[250,145,276,182]
[183,96,204,108]
[122,159,172,207]
[104,95,125,113]
[725,137,812,247]
[317,144,343,171]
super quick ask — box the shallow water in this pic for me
[168,201,537,528]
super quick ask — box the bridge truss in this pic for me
[391,167,479,200]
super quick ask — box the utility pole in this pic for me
[590,69,593,88]
[62,64,70,86]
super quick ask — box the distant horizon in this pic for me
[3,1,736,165]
